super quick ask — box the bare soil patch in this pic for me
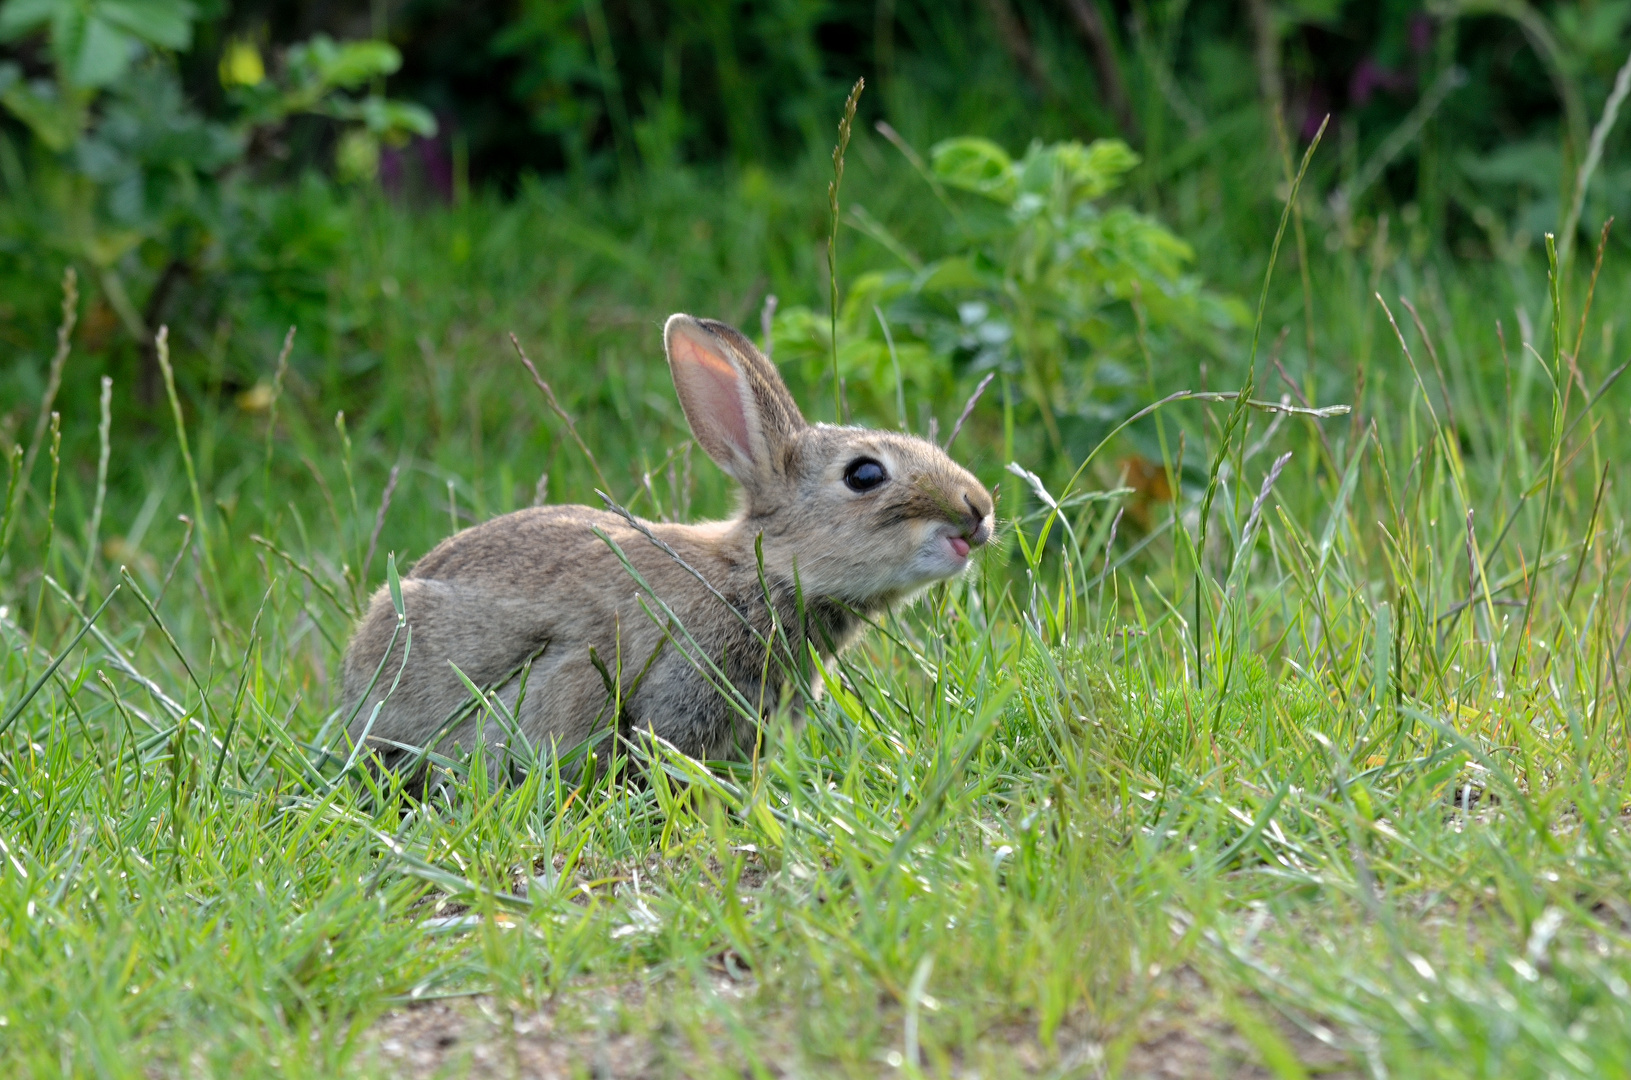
[362,965,1359,1079]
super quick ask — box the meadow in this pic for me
[7,63,1631,1080]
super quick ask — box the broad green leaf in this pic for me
[1018,139,1140,202]
[320,40,402,87]
[840,269,912,312]
[915,255,987,294]
[930,137,1016,203]
[0,0,61,40]
[69,15,134,88]
[290,36,402,91]
[1073,138,1140,196]
[100,0,194,50]
[353,95,437,139]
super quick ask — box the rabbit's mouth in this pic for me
[946,513,993,562]
[930,521,985,573]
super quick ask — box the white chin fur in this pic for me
[899,534,972,590]
[780,527,972,605]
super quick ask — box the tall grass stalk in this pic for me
[335,410,362,594]
[0,443,21,565]
[154,326,217,589]
[875,304,908,430]
[261,326,295,532]
[77,376,113,603]
[1559,44,1631,273]
[827,77,863,422]
[1194,117,1326,692]
[27,413,60,658]
[19,267,77,493]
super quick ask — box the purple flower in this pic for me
[1350,58,1410,105]
[1410,14,1435,56]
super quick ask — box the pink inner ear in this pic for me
[672,333,751,461]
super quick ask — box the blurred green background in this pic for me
[2,0,1628,537]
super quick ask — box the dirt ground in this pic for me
[361,965,1359,1079]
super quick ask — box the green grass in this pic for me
[5,149,1631,1078]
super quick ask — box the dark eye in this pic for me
[844,457,888,493]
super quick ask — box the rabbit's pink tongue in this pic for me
[949,536,971,558]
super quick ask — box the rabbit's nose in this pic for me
[963,492,993,547]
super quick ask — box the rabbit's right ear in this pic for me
[664,315,806,483]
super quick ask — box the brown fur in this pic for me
[342,315,993,770]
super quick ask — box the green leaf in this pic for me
[1068,138,1141,198]
[0,0,62,40]
[0,73,81,149]
[930,137,1016,203]
[289,35,402,91]
[99,0,194,50]
[1,0,193,85]
[1017,139,1140,202]
[69,15,133,88]
[387,553,404,619]
[349,95,437,139]
[914,255,986,294]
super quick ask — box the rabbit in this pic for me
[341,314,994,774]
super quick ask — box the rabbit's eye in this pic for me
[844,458,888,492]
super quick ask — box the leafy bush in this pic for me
[775,135,1245,458]
[0,0,432,372]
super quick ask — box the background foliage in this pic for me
[5,0,1629,463]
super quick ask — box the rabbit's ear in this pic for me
[664,314,805,482]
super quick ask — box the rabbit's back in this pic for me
[342,505,788,765]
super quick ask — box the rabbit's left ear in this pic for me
[664,314,806,483]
